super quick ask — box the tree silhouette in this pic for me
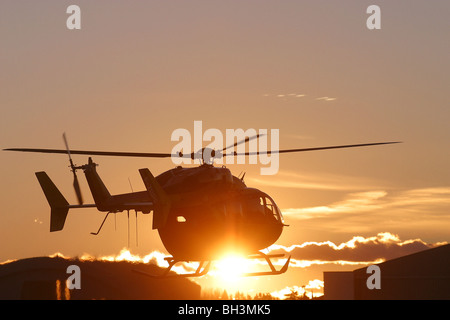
[284,289,300,300]
[221,290,228,300]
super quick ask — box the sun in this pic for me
[213,254,252,282]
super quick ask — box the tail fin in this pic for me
[35,172,69,232]
[139,168,171,229]
[82,158,112,211]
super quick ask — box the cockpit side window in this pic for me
[265,196,286,223]
[241,193,285,224]
[264,197,277,220]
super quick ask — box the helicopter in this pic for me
[4,134,400,278]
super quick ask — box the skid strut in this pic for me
[90,212,111,235]
[133,258,211,279]
[243,252,291,277]
[133,251,291,279]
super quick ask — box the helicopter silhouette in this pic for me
[4,134,400,277]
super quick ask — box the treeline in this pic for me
[201,288,321,300]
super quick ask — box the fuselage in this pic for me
[155,165,285,260]
[82,161,285,261]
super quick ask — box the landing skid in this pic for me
[243,253,291,277]
[133,252,291,279]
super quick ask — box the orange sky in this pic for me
[1,1,449,297]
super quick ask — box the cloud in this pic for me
[263,93,336,102]
[60,249,198,275]
[284,187,450,216]
[282,190,387,218]
[263,93,306,98]
[266,232,445,263]
[281,187,450,235]
[0,258,17,265]
[248,170,382,192]
[316,96,337,101]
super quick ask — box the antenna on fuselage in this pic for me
[128,177,134,192]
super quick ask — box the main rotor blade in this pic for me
[223,141,401,156]
[3,148,174,158]
[221,133,265,152]
[4,142,401,158]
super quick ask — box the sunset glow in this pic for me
[211,254,251,282]
[1,1,449,301]
[6,230,440,299]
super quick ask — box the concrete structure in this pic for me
[323,244,450,300]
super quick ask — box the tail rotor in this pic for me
[63,133,84,205]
